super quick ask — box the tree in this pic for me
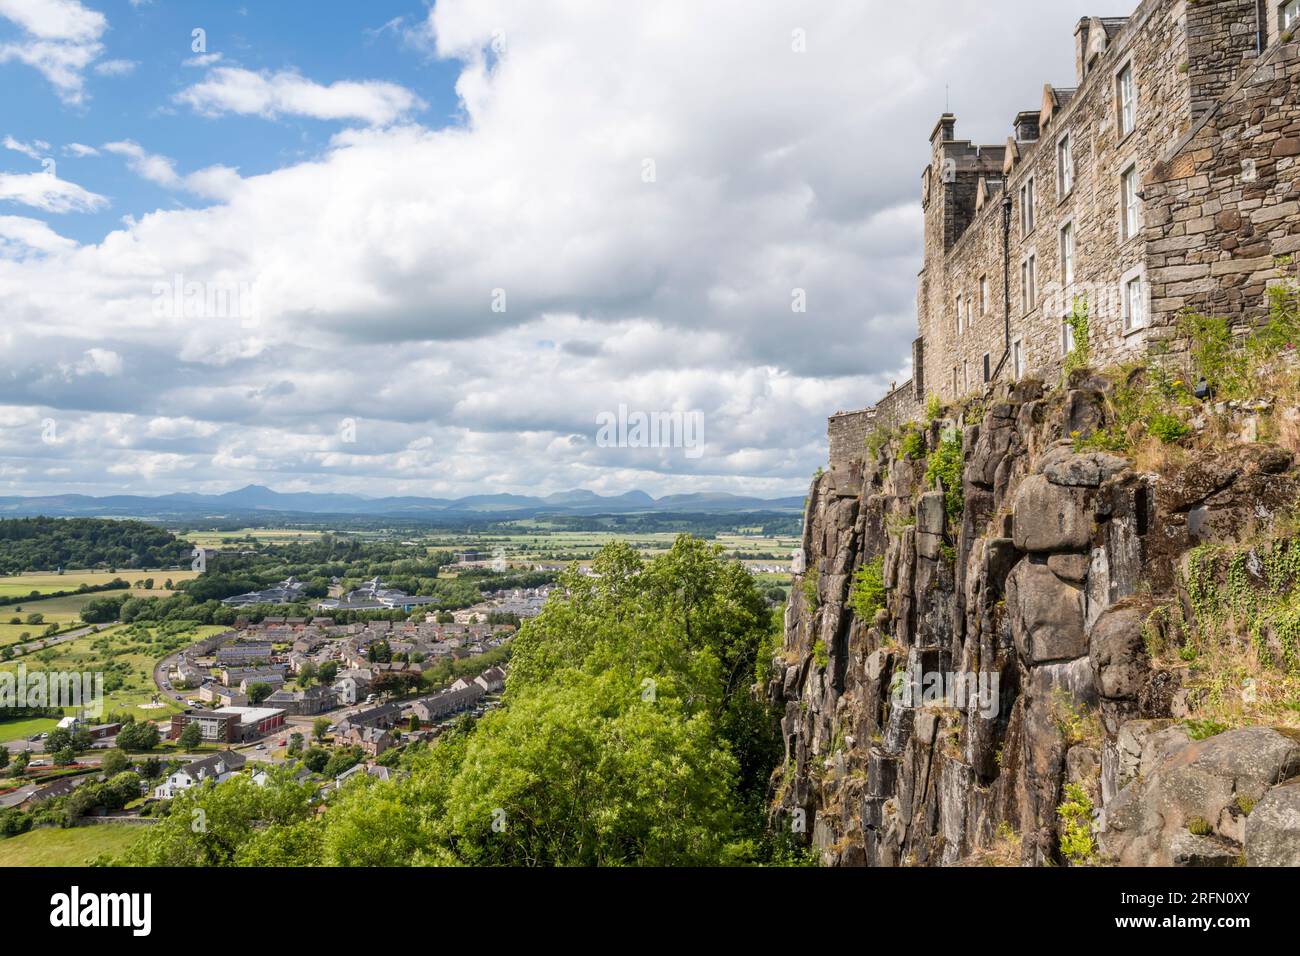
[408,714,420,733]
[312,717,330,743]
[45,726,72,753]
[178,721,203,751]
[117,720,161,751]
[317,661,338,684]
[286,732,304,756]
[99,748,130,777]
[52,746,76,766]
[246,682,273,706]
[12,751,30,774]
[297,661,318,686]
[0,748,8,771]
[302,747,329,773]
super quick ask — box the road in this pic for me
[8,621,106,657]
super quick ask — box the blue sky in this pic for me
[2,1,464,243]
[0,0,1089,500]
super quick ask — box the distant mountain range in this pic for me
[0,484,806,519]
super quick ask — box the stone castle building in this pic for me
[829,0,1300,468]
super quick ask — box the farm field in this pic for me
[0,568,199,598]
[0,715,60,742]
[0,824,144,866]
[180,528,328,548]
[0,623,228,735]
[0,588,171,648]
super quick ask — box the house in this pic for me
[219,664,286,687]
[238,674,285,696]
[215,642,274,665]
[339,725,395,756]
[154,751,247,798]
[332,669,373,705]
[407,682,485,724]
[264,684,336,716]
[474,666,506,694]
[333,701,403,735]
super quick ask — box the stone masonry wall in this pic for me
[1144,36,1300,337]
[910,0,1287,409]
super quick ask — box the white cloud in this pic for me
[103,139,242,200]
[0,168,106,212]
[175,66,425,125]
[93,57,135,76]
[61,141,98,156]
[0,0,107,103]
[2,134,49,161]
[0,213,76,256]
[0,0,1093,498]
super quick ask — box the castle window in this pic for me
[1062,315,1075,356]
[1020,177,1036,235]
[1122,267,1147,333]
[1058,134,1074,196]
[963,359,970,392]
[956,293,963,334]
[1060,222,1075,286]
[1121,164,1140,240]
[952,367,959,396]
[1012,339,1025,380]
[1021,254,1037,313]
[982,352,991,383]
[1284,1,1300,31]
[1117,63,1136,139]
[979,276,989,314]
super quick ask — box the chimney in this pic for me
[931,113,956,146]
[1013,110,1041,142]
[1074,18,1091,84]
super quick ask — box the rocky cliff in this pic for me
[771,371,1300,866]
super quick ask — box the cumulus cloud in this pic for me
[0,213,76,256]
[0,0,1091,497]
[0,168,106,212]
[175,66,425,125]
[0,0,107,103]
[102,139,242,200]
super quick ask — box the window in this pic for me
[966,296,972,332]
[982,352,991,383]
[1020,177,1036,235]
[1062,315,1076,356]
[1022,254,1037,313]
[979,276,989,314]
[952,367,959,396]
[1284,0,1300,31]
[1123,273,1147,332]
[1061,222,1075,286]
[1012,339,1025,380]
[1058,134,1074,195]
[956,294,963,334]
[963,359,970,392]
[1117,63,1136,138]
[1121,165,1140,240]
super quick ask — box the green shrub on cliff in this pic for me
[849,558,885,623]
[1056,784,1097,865]
[925,428,964,520]
[1062,296,1091,377]
[899,425,925,462]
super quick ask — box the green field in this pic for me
[0,589,168,648]
[0,568,200,598]
[0,623,227,734]
[0,715,60,742]
[180,528,327,548]
[0,824,144,866]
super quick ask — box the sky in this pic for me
[0,0,1094,500]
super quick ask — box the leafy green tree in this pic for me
[0,748,9,771]
[246,682,273,706]
[115,769,316,867]
[117,720,161,751]
[99,748,130,777]
[317,661,338,684]
[312,717,330,743]
[286,732,304,756]
[178,721,203,751]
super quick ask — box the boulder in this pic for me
[1038,446,1130,488]
[1012,474,1095,553]
[1008,558,1087,663]
[1088,604,1149,701]
[1245,776,1300,866]
[1101,727,1300,866]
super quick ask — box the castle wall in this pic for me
[909,0,1293,412]
[1145,35,1300,335]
